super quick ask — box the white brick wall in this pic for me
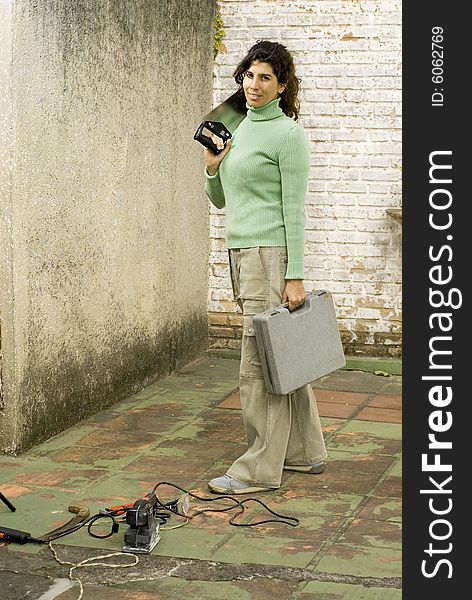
[208,0,402,355]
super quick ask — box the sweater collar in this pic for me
[246,97,284,121]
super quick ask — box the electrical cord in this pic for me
[150,481,300,528]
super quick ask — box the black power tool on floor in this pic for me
[122,493,161,554]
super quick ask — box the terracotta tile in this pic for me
[0,484,32,499]
[218,388,371,414]
[315,370,401,395]
[219,388,371,412]
[316,402,357,419]
[355,407,402,424]
[368,394,402,409]
[313,389,370,406]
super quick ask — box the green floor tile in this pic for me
[212,522,333,569]
[327,432,401,457]
[48,528,124,552]
[323,449,396,471]
[295,580,402,599]
[1,458,110,494]
[1,542,44,555]
[0,487,95,541]
[130,578,255,600]
[267,490,364,518]
[153,372,238,395]
[68,575,299,600]
[129,385,227,408]
[320,417,347,438]
[374,476,402,499]
[314,370,401,395]
[73,473,163,506]
[179,357,240,378]
[0,478,143,553]
[164,411,246,445]
[388,457,402,477]
[336,420,402,440]
[314,543,402,577]
[0,458,32,485]
[153,523,231,561]
[344,357,402,376]
[20,423,98,458]
[285,468,380,496]
[338,518,402,550]
[45,445,149,470]
[357,497,402,523]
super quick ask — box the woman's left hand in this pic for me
[282,280,307,311]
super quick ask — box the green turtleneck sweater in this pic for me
[204,97,310,280]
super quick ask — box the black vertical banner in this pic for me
[403,3,466,598]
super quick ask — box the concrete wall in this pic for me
[0,0,216,453]
[208,0,402,357]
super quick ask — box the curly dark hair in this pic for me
[233,40,301,120]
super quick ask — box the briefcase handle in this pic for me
[280,302,302,313]
[280,290,327,312]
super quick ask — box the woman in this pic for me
[204,41,327,494]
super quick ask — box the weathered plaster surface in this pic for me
[1,0,216,452]
[0,0,15,449]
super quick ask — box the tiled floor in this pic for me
[0,356,402,599]
[218,386,402,424]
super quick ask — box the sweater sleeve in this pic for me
[278,125,310,279]
[204,167,226,209]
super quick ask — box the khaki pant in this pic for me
[226,247,327,488]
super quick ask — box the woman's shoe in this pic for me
[208,474,278,494]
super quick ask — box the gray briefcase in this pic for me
[253,290,345,395]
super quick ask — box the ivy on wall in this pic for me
[213,7,226,59]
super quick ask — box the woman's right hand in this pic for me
[203,134,232,176]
